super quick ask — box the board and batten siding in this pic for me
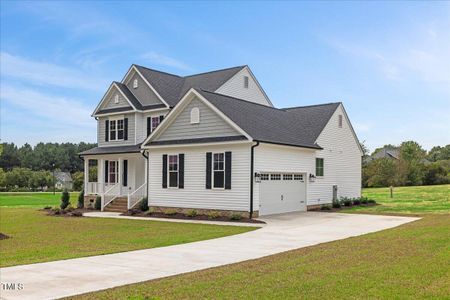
[215,67,272,107]
[154,97,241,142]
[124,70,164,107]
[148,143,252,211]
[308,104,362,204]
[253,143,316,208]
[97,113,136,147]
[100,85,132,110]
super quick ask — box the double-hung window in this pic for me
[316,158,324,177]
[117,119,124,140]
[151,116,160,131]
[108,161,118,183]
[109,119,124,141]
[168,155,179,187]
[213,153,225,188]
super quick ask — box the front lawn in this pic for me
[352,184,450,214]
[70,215,449,300]
[0,208,256,267]
[0,192,78,208]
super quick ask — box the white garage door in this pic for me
[259,173,307,216]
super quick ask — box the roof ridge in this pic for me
[198,89,285,111]
[184,65,246,78]
[282,102,341,110]
[133,64,183,78]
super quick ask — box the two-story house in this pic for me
[80,64,362,217]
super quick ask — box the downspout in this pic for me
[140,150,149,201]
[249,141,260,219]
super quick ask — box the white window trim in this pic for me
[151,116,161,132]
[244,76,249,88]
[190,107,200,124]
[108,160,118,184]
[133,78,138,89]
[168,154,179,188]
[108,116,125,141]
[114,94,119,104]
[316,158,324,177]
[212,152,225,189]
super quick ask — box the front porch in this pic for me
[83,153,147,211]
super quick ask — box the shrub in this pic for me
[352,198,361,205]
[361,197,369,204]
[139,197,149,212]
[60,189,70,209]
[207,211,220,220]
[43,206,52,210]
[321,204,331,210]
[341,197,353,207]
[368,199,376,204]
[186,209,198,217]
[77,190,84,209]
[332,198,341,208]
[94,196,102,210]
[229,213,242,220]
[164,209,177,216]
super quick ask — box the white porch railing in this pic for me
[128,183,147,209]
[102,183,120,211]
[86,182,104,195]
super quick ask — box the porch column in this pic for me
[98,158,104,194]
[84,158,89,193]
[118,157,123,196]
[144,152,148,185]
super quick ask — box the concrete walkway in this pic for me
[0,212,418,300]
[83,211,266,227]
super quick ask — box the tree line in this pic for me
[362,141,450,187]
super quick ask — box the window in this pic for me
[213,153,225,188]
[260,173,269,181]
[190,107,200,124]
[108,161,118,183]
[133,79,138,89]
[151,116,160,131]
[109,119,124,141]
[270,174,281,180]
[283,174,293,180]
[244,76,249,88]
[114,94,119,104]
[294,174,304,181]
[316,158,324,176]
[338,114,343,128]
[168,155,178,187]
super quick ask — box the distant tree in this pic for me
[0,168,5,188]
[399,141,426,186]
[364,158,403,187]
[4,168,33,189]
[72,171,84,191]
[427,145,450,162]
[423,160,450,185]
[0,143,21,170]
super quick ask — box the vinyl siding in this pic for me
[308,104,362,204]
[97,113,136,147]
[253,143,316,208]
[216,67,272,106]
[136,110,170,144]
[100,85,132,110]
[125,70,164,106]
[148,143,251,211]
[154,97,241,142]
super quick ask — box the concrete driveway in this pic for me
[0,212,418,300]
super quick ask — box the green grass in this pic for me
[0,208,256,267]
[0,192,79,208]
[349,184,450,214]
[70,215,450,299]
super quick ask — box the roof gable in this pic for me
[93,83,137,116]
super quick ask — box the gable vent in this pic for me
[133,79,138,89]
[244,76,249,88]
[190,107,200,124]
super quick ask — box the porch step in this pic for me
[104,197,128,213]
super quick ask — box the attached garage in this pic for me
[258,173,307,216]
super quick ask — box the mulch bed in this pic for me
[317,203,378,212]
[122,210,266,224]
[41,207,93,217]
[0,233,10,240]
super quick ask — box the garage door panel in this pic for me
[259,173,306,216]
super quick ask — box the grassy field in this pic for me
[353,184,450,214]
[69,184,450,299]
[0,208,256,267]
[0,192,79,208]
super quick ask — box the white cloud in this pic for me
[141,51,192,71]
[0,52,109,91]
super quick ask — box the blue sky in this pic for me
[1,1,449,152]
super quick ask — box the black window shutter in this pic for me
[206,152,212,189]
[105,120,109,142]
[225,151,232,189]
[159,115,164,123]
[124,118,128,140]
[147,117,151,136]
[104,160,109,183]
[162,154,168,188]
[179,154,184,189]
[123,160,128,186]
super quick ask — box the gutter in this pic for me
[140,150,149,201]
[249,141,260,219]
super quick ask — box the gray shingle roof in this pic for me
[79,144,142,156]
[134,65,246,107]
[196,90,341,149]
[55,171,72,182]
[114,82,143,110]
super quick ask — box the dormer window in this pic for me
[114,94,119,104]
[338,114,343,128]
[244,76,249,88]
[190,107,200,124]
[133,79,138,89]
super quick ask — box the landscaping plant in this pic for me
[140,197,149,211]
[94,196,102,210]
[77,190,84,209]
[186,209,198,217]
[60,189,70,209]
[229,213,242,220]
[332,198,341,208]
